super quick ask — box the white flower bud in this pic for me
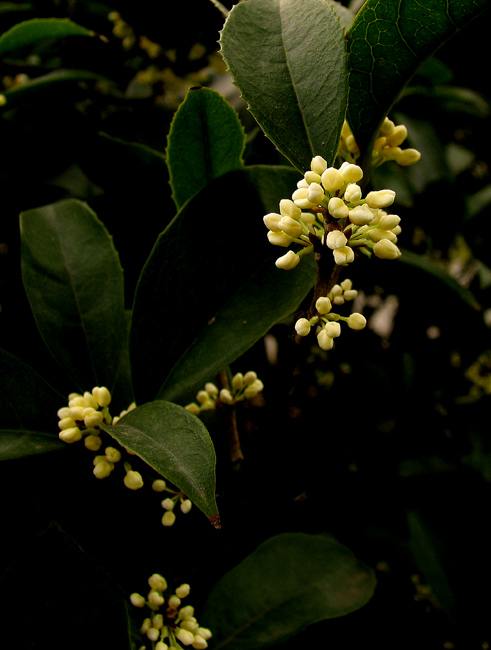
[340,164,363,183]
[300,211,316,225]
[297,178,308,189]
[204,382,218,397]
[343,183,362,203]
[93,460,114,478]
[58,417,77,430]
[152,614,164,629]
[311,155,327,175]
[231,373,244,390]
[242,372,256,386]
[156,642,169,650]
[57,407,71,419]
[348,313,367,330]
[68,406,86,420]
[369,229,397,243]
[147,627,160,642]
[343,290,358,301]
[365,189,396,208]
[292,188,316,209]
[185,403,201,415]
[307,182,325,204]
[140,618,152,634]
[325,322,341,338]
[84,409,104,428]
[267,231,293,247]
[196,390,210,404]
[68,396,88,408]
[379,214,400,230]
[386,124,407,146]
[148,574,167,591]
[396,148,421,166]
[168,595,181,608]
[162,511,176,527]
[179,605,195,620]
[379,118,395,136]
[148,590,164,607]
[219,388,234,405]
[92,386,111,407]
[279,216,303,238]
[104,446,121,463]
[85,434,102,451]
[382,146,402,161]
[317,330,334,350]
[279,198,302,220]
[275,250,301,270]
[243,379,264,399]
[333,246,354,266]
[124,470,143,490]
[340,279,352,291]
[180,499,192,514]
[161,498,175,510]
[175,584,191,598]
[392,225,402,235]
[326,231,347,250]
[152,479,167,492]
[321,167,344,193]
[59,427,82,443]
[373,239,401,259]
[192,635,208,649]
[333,295,344,305]
[181,620,199,631]
[130,592,146,608]
[295,318,311,336]
[263,213,282,232]
[345,135,359,154]
[196,628,212,641]
[349,204,374,225]
[316,296,332,314]
[83,391,99,409]
[330,284,343,297]
[328,197,349,219]
[304,171,322,185]
[176,628,195,646]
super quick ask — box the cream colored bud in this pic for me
[311,155,327,175]
[68,396,88,408]
[279,199,302,220]
[179,605,195,620]
[58,417,77,430]
[292,188,316,209]
[382,146,402,161]
[386,124,407,146]
[341,120,353,139]
[105,447,121,463]
[68,406,85,420]
[243,371,257,384]
[124,470,143,490]
[243,379,264,399]
[185,403,200,415]
[83,391,99,409]
[192,635,208,649]
[268,231,293,247]
[304,171,322,185]
[345,135,360,154]
[279,216,303,238]
[348,313,367,330]
[140,618,152,634]
[155,642,169,650]
[219,388,234,404]
[59,427,82,443]
[161,498,175,510]
[93,460,114,478]
[379,214,400,230]
[92,386,111,407]
[392,225,402,235]
[340,279,352,291]
[340,164,363,183]
[168,595,181,608]
[397,148,421,166]
[162,511,176,527]
[349,204,374,225]
[373,136,387,151]
[333,295,344,305]
[295,318,311,337]
[176,629,195,646]
[152,479,167,492]
[197,628,212,641]
[317,330,334,350]
[84,409,104,428]
[315,296,332,314]
[231,373,244,390]
[175,584,191,598]
[330,284,343,298]
[85,434,102,451]
[297,178,308,189]
[365,189,396,208]
[196,390,210,404]
[180,499,192,514]
[369,229,397,243]
[148,574,167,591]
[325,322,341,338]
[263,213,282,232]
[181,620,199,631]
[344,183,362,204]
[300,211,316,225]
[275,250,301,270]
[343,290,358,301]
[326,231,347,250]
[307,182,325,205]
[152,614,164,629]
[148,590,165,607]
[321,167,344,193]
[130,593,146,608]
[373,239,401,259]
[57,407,71,419]
[333,246,355,266]
[379,118,395,136]
[328,197,349,219]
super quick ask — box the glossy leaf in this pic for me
[0,17,95,57]
[346,0,491,156]
[166,86,245,209]
[129,166,316,405]
[0,430,65,460]
[220,0,347,172]
[201,532,376,649]
[20,199,131,397]
[100,400,219,525]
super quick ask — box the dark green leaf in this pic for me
[0,17,96,57]
[220,0,348,172]
[130,166,316,405]
[0,3,33,16]
[100,400,219,524]
[166,86,245,209]
[20,199,131,397]
[0,429,65,460]
[346,0,491,156]
[201,532,376,650]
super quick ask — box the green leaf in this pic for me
[201,532,376,650]
[0,430,65,460]
[0,3,33,16]
[166,86,246,209]
[220,0,348,172]
[129,166,316,405]
[346,0,491,156]
[0,17,96,58]
[20,199,131,398]
[100,400,219,525]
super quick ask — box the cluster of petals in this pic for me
[130,573,212,650]
[57,386,112,445]
[264,156,402,270]
[185,371,264,415]
[295,279,366,350]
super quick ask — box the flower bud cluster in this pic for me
[57,386,112,445]
[130,573,212,650]
[338,118,421,168]
[264,157,402,270]
[295,279,367,350]
[185,371,264,415]
[151,479,193,527]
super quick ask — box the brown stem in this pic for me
[218,369,244,464]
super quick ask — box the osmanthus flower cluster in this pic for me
[263,158,402,272]
[295,279,367,351]
[130,573,212,650]
[185,371,264,415]
[338,117,422,168]
[152,479,193,527]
